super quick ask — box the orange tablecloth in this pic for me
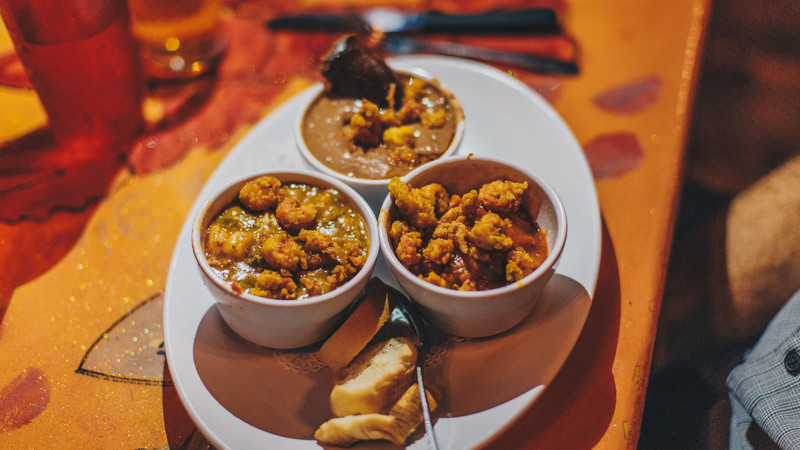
[0,0,708,447]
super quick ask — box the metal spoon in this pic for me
[392,287,439,450]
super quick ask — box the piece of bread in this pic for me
[314,414,401,447]
[317,278,398,371]
[330,337,418,417]
[389,382,439,442]
[315,382,439,446]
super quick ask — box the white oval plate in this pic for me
[164,55,602,450]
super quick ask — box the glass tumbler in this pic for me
[126,0,227,79]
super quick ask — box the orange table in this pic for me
[0,0,708,447]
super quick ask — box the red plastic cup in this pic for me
[0,0,145,159]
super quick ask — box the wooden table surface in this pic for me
[0,0,708,447]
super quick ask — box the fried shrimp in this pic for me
[388,177,438,229]
[238,176,282,211]
[418,183,450,217]
[470,212,513,251]
[327,263,359,287]
[276,198,317,232]
[251,270,297,299]
[299,272,333,297]
[206,223,255,260]
[261,232,301,271]
[395,231,423,268]
[389,220,414,245]
[440,189,479,223]
[506,247,540,282]
[423,238,455,265]
[299,229,349,267]
[478,180,528,213]
[342,240,367,268]
[432,220,471,254]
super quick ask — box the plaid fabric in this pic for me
[727,289,800,449]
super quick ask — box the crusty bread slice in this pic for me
[314,382,439,446]
[389,382,439,442]
[318,278,398,371]
[314,413,401,447]
[330,337,417,417]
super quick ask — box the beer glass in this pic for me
[127,0,227,79]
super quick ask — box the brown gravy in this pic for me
[302,73,462,180]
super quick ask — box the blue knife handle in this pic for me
[420,9,559,33]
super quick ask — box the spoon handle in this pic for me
[393,289,439,450]
[415,365,440,450]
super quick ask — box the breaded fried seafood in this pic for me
[203,176,369,299]
[387,177,549,290]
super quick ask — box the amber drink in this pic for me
[127,0,227,79]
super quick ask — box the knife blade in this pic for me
[267,8,559,34]
[380,35,579,75]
